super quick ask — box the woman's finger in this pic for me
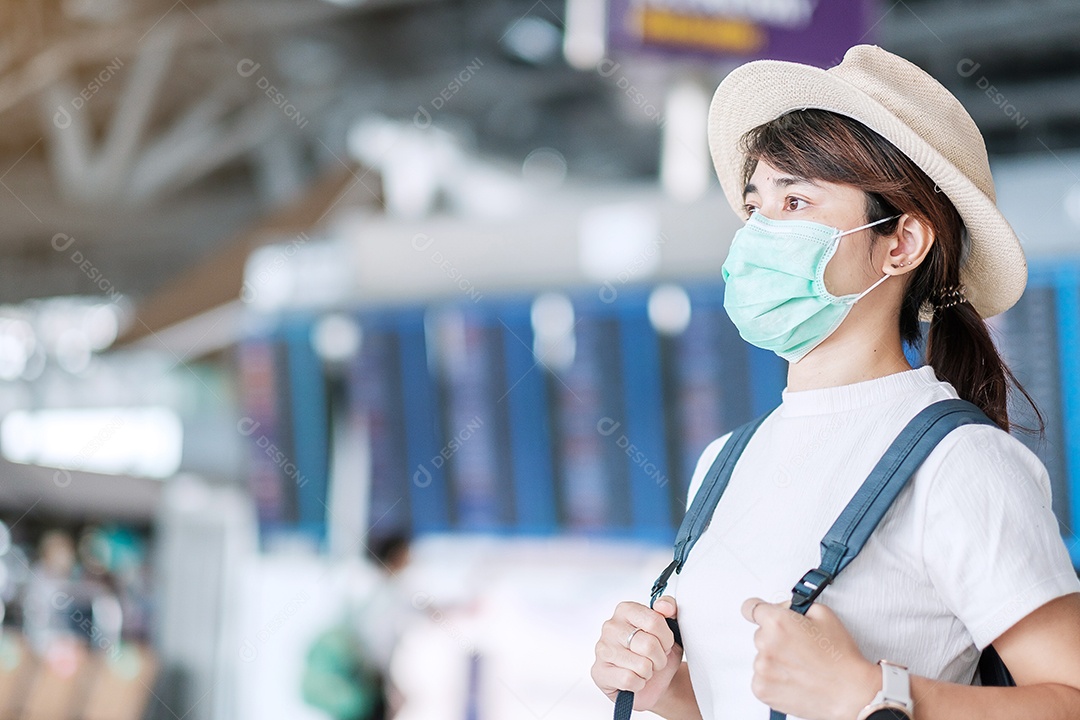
[597,639,654,684]
[602,621,667,673]
[613,601,675,653]
[740,596,767,624]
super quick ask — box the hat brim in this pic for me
[708,59,1026,320]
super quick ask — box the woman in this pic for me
[590,45,1080,719]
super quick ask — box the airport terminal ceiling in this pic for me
[0,0,1077,304]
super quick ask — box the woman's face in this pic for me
[742,159,891,297]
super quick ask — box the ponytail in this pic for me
[926,299,1040,434]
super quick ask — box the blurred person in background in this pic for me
[23,527,123,654]
[303,531,414,720]
[592,45,1080,720]
[358,533,413,677]
[77,525,152,642]
[22,529,80,653]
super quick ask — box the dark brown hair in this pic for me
[739,109,1041,434]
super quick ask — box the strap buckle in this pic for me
[790,567,833,610]
[649,560,679,607]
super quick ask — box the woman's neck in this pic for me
[786,318,913,392]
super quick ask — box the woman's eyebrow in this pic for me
[774,175,819,188]
[743,175,819,197]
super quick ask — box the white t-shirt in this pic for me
[671,365,1080,720]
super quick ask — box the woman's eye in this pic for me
[785,197,807,211]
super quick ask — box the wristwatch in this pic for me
[855,660,914,720]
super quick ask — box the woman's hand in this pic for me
[741,597,880,720]
[591,595,683,711]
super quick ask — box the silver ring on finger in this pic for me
[625,626,643,649]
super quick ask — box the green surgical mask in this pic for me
[721,212,900,363]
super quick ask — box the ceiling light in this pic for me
[578,203,661,283]
[1,407,183,479]
[502,17,563,65]
[648,284,692,335]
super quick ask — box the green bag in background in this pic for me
[301,624,381,720]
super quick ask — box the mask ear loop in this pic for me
[852,271,892,302]
[836,214,902,303]
[834,214,901,239]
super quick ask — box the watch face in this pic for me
[867,710,911,720]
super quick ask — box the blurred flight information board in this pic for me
[236,264,1080,567]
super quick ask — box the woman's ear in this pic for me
[883,214,934,275]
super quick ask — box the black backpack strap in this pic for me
[768,398,996,720]
[977,644,1015,687]
[613,410,771,720]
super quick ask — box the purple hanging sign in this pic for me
[608,0,873,68]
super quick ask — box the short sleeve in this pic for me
[922,425,1080,650]
[686,433,732,509]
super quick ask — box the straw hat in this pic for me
[707,44,1025,319]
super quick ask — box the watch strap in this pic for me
[856,661,913,720]
[879,661,912,710]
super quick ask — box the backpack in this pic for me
[302,622,384,720]
[613,398,1016,720]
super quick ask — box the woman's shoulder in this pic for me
[888,373,1052,503]
[915,421,1078,650]
[916,420,1054,515]
[685,432,733,508]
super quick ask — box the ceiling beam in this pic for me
[0,0,398,118]
[116,162,371,348]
